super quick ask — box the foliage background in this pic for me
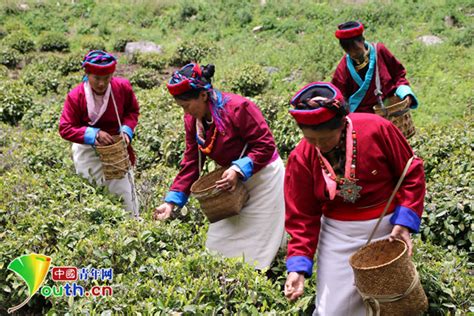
[0,0,472,314]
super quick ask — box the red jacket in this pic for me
[165,93,278,207]
[59,77,139,164]
[331,43,416,113]
[285,113,425,275]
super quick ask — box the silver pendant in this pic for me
[337,178,362,203]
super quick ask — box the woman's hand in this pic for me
[123,134,130,146]
[153,203,174,221]
[284,272,305,301]
[404,95,413,107]
[215,168,239,191]
[390,225,413,256]
[95,130,115,146]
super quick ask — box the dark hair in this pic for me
[339,35,365,51]
[298,114,346,131]
[174,64,216,101]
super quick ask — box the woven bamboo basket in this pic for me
[190,167,249,223]
[349,239,428,315]
[373,96,416,139]
[95,135,130,180]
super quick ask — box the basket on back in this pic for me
[190,167,249,223]
[349,239,428,316]
[95,135,130,180]
[373,96,416,139]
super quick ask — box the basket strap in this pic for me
[366,156,415,245]
[110,91,128,146]
[110,91,140,218]
[373,43,388,116]
[357,270,420,316]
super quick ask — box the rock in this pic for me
[444,15,455,27]
[18,3,29,11]
[252,26,264,33]
[282,70,302,83]
[264,66,279,74]
[417,35,444,46]
[124,41,162,56]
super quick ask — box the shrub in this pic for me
[171,40,215,66]
[412,123,473,252]
[113,35,137,52]
[21,64,62,96]
[37,32,70,52]
[80,35,106,52]
[133,87,185,169]
[3,31,35,53]
[0,27,7,39]
[0,47,21,68]
[132,52,166,71]
[0,80,35,125]
[0,64,8,78]
[227,64,269,97]
[22,97,63,132]
[130,68,161,90]
[413,239,473,315]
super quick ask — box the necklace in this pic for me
[318,129,362,203]
[198,125,218,155]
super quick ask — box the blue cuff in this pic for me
[84,127,100,145]
[231,157,254,181]
[390,205,421,233]
[286,256,313,277]
[120,125,134,141]
[395,85,418,109]
[164,191,189,208]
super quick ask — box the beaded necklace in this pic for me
[318,127,362,203]
[198,125,218,155]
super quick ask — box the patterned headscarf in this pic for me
[82,50,117,76]
[289,82,347,125]
[167,63,212,95]
[167,63,227,132]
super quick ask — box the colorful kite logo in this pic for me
[7,253,52,314]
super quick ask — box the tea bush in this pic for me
[171,40,215,66]
[412,123,473,252]
[132,52,167,71]
[80,35,106,52]
[227,64,269,97]
[0,80,35,125]
[21,64,62,96]
[0,64,8,77]
[3,31,35,53]
[37,32,70,52]
[130,68,161,90]
[0,46,21,68]
[0,0,473,314]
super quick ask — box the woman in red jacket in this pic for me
[59,50,140,216]
[153,63,285,270]
[331,21,419,113]
[283,82,425,315]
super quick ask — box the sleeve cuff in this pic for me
[286,256,314,277]
[231,156,254,181]
[390,205,421,233]
[395,85,418,109]
[120,125,134,141]
[164,191,189,208]
[84,127,100,145]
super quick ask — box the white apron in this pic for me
[206,157,286,270]
[71,143,139,216]
[314,214,393,316]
